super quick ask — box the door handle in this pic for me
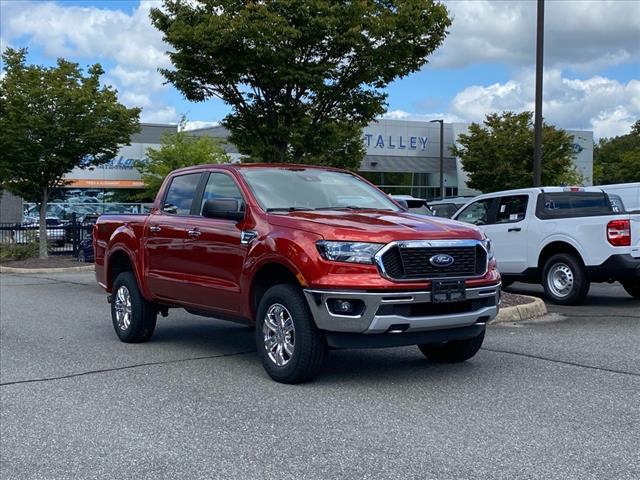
[149,226,161,233]
[187,229,201,238]
[508,227,522,232]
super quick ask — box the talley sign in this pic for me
[363,133,428,150]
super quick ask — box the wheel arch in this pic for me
[106,247,140,293]
[249,262,304,320]
[538,241,585,271]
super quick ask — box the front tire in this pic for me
[111,272,157,343]
[622,280,640,299]
[256,284,327,384]
[417,329,485,363]
[542,253,590,305]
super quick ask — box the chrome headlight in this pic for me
[482,238,494,260]
[316,241,384,264]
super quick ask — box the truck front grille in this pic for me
[378,243,487,280]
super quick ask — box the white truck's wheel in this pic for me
[542,253,590,305]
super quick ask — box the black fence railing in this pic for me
[0,217,94,256]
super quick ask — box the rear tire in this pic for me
[256,284,327,384]
[542,253,590,305]
[417,329,485,363]
[622,280,640,299]
[111,272,157,343]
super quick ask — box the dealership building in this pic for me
[0,119,594,221]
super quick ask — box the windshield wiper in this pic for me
[314,206,393,211]
[266,207,314,212]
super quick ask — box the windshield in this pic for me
[240,167,400,212]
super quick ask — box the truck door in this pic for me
[145,172,203,302]
[180,171,248,314]
[481,194,531,274]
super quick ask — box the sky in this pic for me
[1,0,639,139]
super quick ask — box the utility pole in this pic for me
[430,119,444,199]
[533,0,545,187]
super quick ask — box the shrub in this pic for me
[0,242,40,261]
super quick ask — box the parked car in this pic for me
[78,233,94,262]
[95,164,501,383]
[429,196,475,218]
[453,187,640,304]
[12,217,66,246]
[390,195,433,216]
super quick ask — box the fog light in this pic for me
[327,299,365,316]
[337,300,353,313]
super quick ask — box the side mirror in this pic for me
[394,199,409,210]
[202,198,245,221]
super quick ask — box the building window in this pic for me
[359,171,457,200]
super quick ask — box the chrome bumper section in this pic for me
[303,283,501,334]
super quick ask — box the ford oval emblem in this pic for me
[429,254,454,267]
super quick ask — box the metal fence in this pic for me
[0,217,94,256]
[23,202,152,223]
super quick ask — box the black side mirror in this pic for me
[394,199,409,210]
[202,198,245,221]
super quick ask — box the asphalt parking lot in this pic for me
[1,272,639,480]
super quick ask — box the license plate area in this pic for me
[432,280,466,303]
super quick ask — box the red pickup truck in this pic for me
[95,164,501,383]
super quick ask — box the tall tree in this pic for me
[451,111,580,193]
[150,0,451,167]
[136,119,229,201]
[593,120,640,184]
[0,48,140,258]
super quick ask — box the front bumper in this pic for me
[303,283,500,334]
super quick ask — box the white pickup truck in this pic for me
[453,187,640,304]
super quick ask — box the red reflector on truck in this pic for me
[607,219,631,247]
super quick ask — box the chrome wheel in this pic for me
[547,263,574,298]
[114,285,132,331]
[263,303,295,367]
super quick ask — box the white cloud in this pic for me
[183,121,221,131]
[120,91,153,109]
[141,105,179,124]
[1,1,170,70]
[1,0,174,119]
[434,0,640,71]
[383,110,465,124]
[448,70,640,139]
[108,65,166,93]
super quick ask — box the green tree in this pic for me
[593,120,640,184]
[150,0,451,167]
[0,48,140,258]
[451,111,580,193]
[136,120,229,201]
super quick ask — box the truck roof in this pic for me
[169,163,346,175]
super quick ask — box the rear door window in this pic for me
[537,192,612,219]
[162,173,202,215]
[495,195,528,223]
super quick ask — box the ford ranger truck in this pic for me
[94,164,501,383]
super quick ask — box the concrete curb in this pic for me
[0,265,95,274]
[492,296,547,324]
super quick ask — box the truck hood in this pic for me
[267,210,483,242]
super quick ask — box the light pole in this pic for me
[430,119,444,199]
[533,0,545,187]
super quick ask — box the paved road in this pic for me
[1,272,638,480]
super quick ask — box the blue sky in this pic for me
[1,0,639,138]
